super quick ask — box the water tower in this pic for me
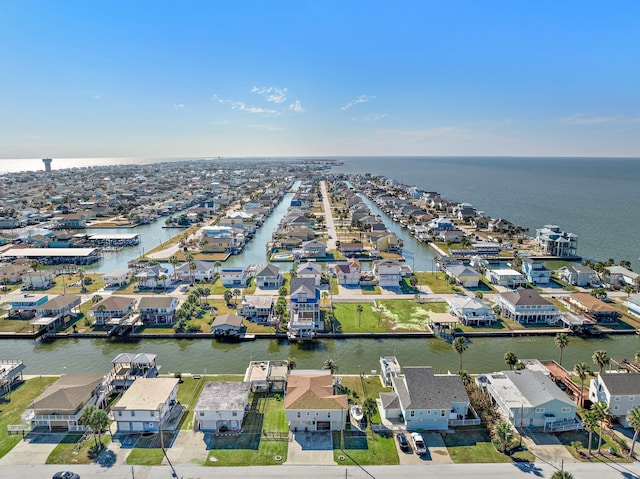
[42,157,52,173]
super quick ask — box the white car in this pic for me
[411,432,426,455]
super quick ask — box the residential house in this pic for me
[565,293,620,323]
[627,294,640,319]
[200,235,233,253]
[488,218,515,233]
[109,353,158,391]
[448,297,497,326]
[173,260,215,283]
[102,269,132,288]
[443,264,481,288]
[288,277,322,339]
[437,229,464,244]
[428,218,454,232]
[23,270,56,290]
[379,356,402,388]
[0,263,30,285]
[113,378,180,433]
[373,259,402,287]
[10,294,49,318]
[535,225,578,257]
[138,296,178,325]
[338,242,366,256]
[375,233,402,254]
[605,266,639,288]
[210,313,245,337]
[296,262,322,286]
[193,381,251,431]
[331,258,361,286]
[589,372,640,427]
[522,258,552,285]
[241,295,274,323]
[244,360,289,393]
[135,264,171,289]
[0,360,25,396]
[32,294,82,331]
[298,240,327,258]
[486,268,527,288]
[89,296,137,326]
[558,264,596,287]
[497,288,560,324]
[22,373,105,431]
[477,369,578,430]
[220,267,248,288]
[255,264,283,288]
[380,366,471,431]
[284,370,348,432]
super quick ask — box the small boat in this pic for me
[350,404,364,423]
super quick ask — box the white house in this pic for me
[295,262,322,286]
[448,297,497,326]
[373,259,402,287]
[102,269,132,288]
[628,294,640,319]
[486,268,527,288]
[443,264,481,288]
[284,370,348,432]
[23,270,56,290]
[241,295,274,323]
[135,265,171,289]
[113,378,179,433]
[330,258,362,286]
[220,267,248,288]
[497,288,560,324]
[193,381,250,431]
[606,266,639,288]
[589,372,640,427]
[558,264,595,287]
[535,225,578,257]
[288,277,322,339]
[138,296,179,325]
[173,260,216,282]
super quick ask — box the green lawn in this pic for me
[176,375,244,430]
[46,432,110,464]
[415,272,459,294]
[455,318,512,333]
[442,429,513,463]
[360,285,381,295]
[0,377,58,459]
[331,302,390,333]
[557,430,631,462]
[377,299,447,331]
[126,448,165,465]
[0,317,34,333]
[205,393,288,466]
[333,430,399,465]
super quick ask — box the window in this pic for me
[561,407,571,413]
[535,408,544,413]
[297,412,301,418]
[200,412,205,417]
[614,405,619,410]
[117,411,122,417]
[614,396,620,401]
[441,410,446,417]
[328,412,330,418]
[131,411,135,417]
[150,411,155,417]
[232,412,238,417]
[630,396,635,401]
[410,411,415,417]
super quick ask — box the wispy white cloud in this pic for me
[559,114,616,125]
[248,124,287,131]
[173,103,185,109]
[376,127,461,139]
[362,113,387,123]
[341,95,375,111]
[251,86,288,103]
[289,100,308,113]
[213,95,277,115]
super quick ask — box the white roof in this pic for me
[114,378,178,411]
[1,248,97,258]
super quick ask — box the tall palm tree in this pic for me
[592,350,610,374]
[555,332,569,365]
[591,401,611,454]
[223,290,233,305]
[322,358,338,374]
[356,304,364,327]
[362,397,377,422]
[635,351,640,366]
[452,337,468,371]
[504,351,518,370]
[188,260,196,285]
[232,288,242,307]
[581,409,599,455]
[492,421,514,453]
[628,406,640,458]
[168,255,179,280]
[573,362,589,408]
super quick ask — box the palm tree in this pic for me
[362,397,377,422]
[452,337,468,371]
[232,288,242,307]
[322,358,338,374]
[30,259,40,272]
[80,406,110,449]
[628,406,640,458]
[214,261,222,275]
[591,401,611,454]
[550,471,574,479]
[188,260,196,285]
[168,255,179,280]
[223,290,233,305]
[574,362,589,408]
[504,351,518,370]
[322,291,329,306]
[555,332,569,365]
[592,350,610,374]
[356,304,364,327]
[458,370,471,385]
[286,356,296,371]
[158,274,167,292]
[492,421,514,453]
[278,286,288,297]
[581,409,599,455]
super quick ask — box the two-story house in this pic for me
[628,294,640,319]
[113,377,180,433]
[522,258,552,285]
[558,264,596,287]
[497,288,560,324]
[565,293,620,323]
[295,262,322,286]
[448,297,497,326]
[241,295,274,323]
[443,264,481,288]
[255,264,283,289]
[193,381,250,431]
[589,372,640,427]
[135,265,171,289]
[138,296,179,325]
[373,259,402,287]
[89,296,137,326]
[330,258,362,286]
[220,267,248,288]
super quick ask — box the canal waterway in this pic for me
[3,335,639,376]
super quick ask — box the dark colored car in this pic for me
[397,433,410,452]
[52,472,80,479]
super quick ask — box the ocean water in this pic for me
[1,156,638,269]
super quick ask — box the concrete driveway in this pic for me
[285,431,335,465]
[395,432,453,465]
[520,428,576,466]
[163,430,208,465]
[0,433,62,465]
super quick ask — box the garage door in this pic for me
[317,421,331,431]
[131,422,144,432]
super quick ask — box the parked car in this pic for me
[396,433,410,452]
[411,432,427,455]
[52,472,80,479]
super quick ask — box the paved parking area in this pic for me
[285,431,335,465]
[163,430,208,465]
[520,428,576,465]
[395,432,453,465]
[0,433,63,465]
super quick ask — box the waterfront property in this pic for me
[497,288,561,324]
[558,264,596,287]
[329,258,362,286]
[295,261,322,286]
[89,296,138,326]
[448,297,497,326]
[113,377,179,433]
[476,368,578,431]
[373,259,402,287]
[254,264,283,288]
[22,373,105,432]
[521,258,552,285]
[284,369,348,432]
[605,265,639,288]
[379,356,402,388]
[0,247,100,265]
[486,268,527,288]
[9,294,49,318]
[241,295,274,323]
[109,352,158,391]
[210,313,245,337]
[138,296,179,325]
[220,267,248,288]
[31,294,82,331]
[244,360,289,392]
[193,381,250,431]
[380,366,472,431]
[589,372,640,427]
[564,293,621,323]
[135,264,172,289]
[442,264,481,288]
[287,277,322,340]
[535,225,578,257]
[628,294,640,319]
[0,359,25,396]
[22,270,56,290]
[173,260,216,283]
[101,269,132,288]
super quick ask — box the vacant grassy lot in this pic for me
[557,430,631,462]
[333,430,399,465]
[126,447,165,465]
[46,432,110,464]
[377,299,447,331]
[443,429,514,463]
[0,377,58,459]
[0,316,34,333]
[416,272,459,294]
[331,302,390,333]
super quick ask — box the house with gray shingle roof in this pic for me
[380,366,470,431]
[255,264,283,288]
[477,369,577,430]
[589,372,640,427]
[497,287,560,324]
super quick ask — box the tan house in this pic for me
[0,263,30,285]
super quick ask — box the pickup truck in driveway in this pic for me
[411,432,426,455]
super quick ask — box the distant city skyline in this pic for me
[1,1,639,158]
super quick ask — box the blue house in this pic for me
[522,258,552,285]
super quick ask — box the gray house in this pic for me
[380,366,471,431]
[477,369,578,430]
[589,372,640,427]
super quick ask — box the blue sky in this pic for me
[1,1,639,158]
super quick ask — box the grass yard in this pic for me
[205,393,288,466]
[377,299,447,331]
[126,448,165,466]
[416,272,459,294]
[333,430,399,465]
[443,429,513,463]
[360,285,381,295]
[331,302,390,333]
[455,318,512,333]
[176,375,243,430]
[0,377,58,459]
[557,430,631,462]
[46,273,104,294]
[46,432,110,464]
[0,316,34,333]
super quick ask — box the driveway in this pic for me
[163,430,208,465]
[0,433,62,465]
[285,431,335,465]
[520,428,576,465]
[395,432,453,465]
